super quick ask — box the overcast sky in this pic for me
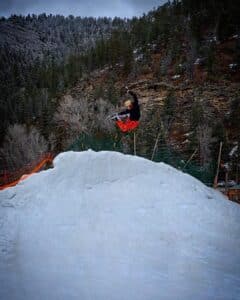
[0,0,167,18]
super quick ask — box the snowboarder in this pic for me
[112,87,140,133]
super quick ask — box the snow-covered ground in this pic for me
[1,150,240,300]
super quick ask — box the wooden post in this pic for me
[225,169,229,195]
[213,141,223,188]
[182,148,198,170]
[133,132,136,156]
[236,141,239,184]
[151,131,161,161]
[236,165,239,185]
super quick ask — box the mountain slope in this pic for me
[0,15,128,62]
[0,151,240,300]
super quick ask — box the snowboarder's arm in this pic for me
[118,109,130,116]
[128,91,138,105]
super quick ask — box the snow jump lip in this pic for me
[1,150,240,300]
[0,153,54,191]
[0,150,151,191]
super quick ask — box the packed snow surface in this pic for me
[1,150,240,300]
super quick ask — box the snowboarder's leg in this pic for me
[116,119,139,132]
[116,120,129,132]
[126,120,139,131]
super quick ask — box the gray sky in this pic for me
[0,0,167,18]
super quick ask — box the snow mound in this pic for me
[1,150,240,300]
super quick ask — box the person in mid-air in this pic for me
[114,87,140,133]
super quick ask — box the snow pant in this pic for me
[116,118,139,132]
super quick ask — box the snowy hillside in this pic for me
[1,150,240,300]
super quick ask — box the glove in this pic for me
[110,113,121,121]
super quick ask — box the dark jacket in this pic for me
[119,91,140,121]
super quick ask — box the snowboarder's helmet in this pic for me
[124,100,132,107]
